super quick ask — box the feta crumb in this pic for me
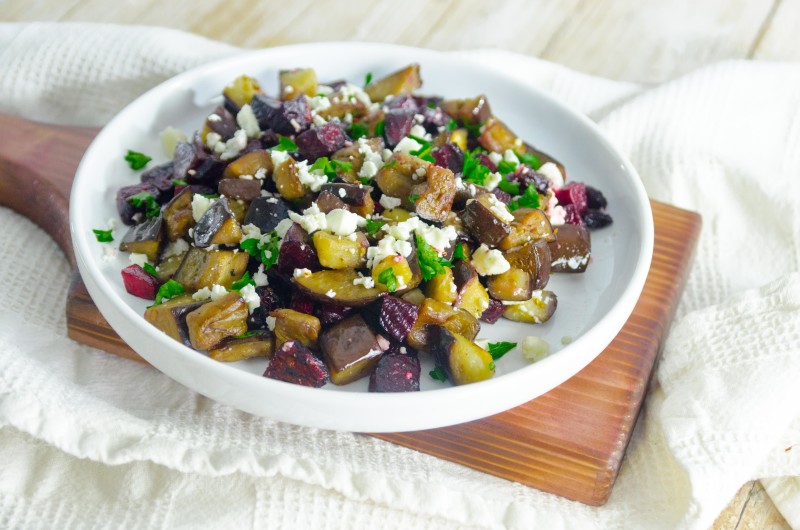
[337,83,372,107]
[128,253,148,267]
[485,194,514,223]
[379,195,402,210]
[414,113,425,124]
[549,204,567,226]
[409,124,432,142]
[393,136,423,155]
[101,246,118,262]
[219,129,249,161]
[191,194,215,222]
[275,218,295,238]
[210,284,228,301]
[338,188,347,198]
[293,268,312,278]
[353,276,375,289]
[239,284,261,313]
[312,114,327,126]
[455,177,465,191]
[297,160,328,192]
[484,171,502,191]
[357,138,384,178]
[381,149,394,162]
[503,149,520,165]
[326,208,365,236]
[253,264,269,287]
[254,168,267,180]
[289,202,328,234]
[236,104,261,139]
[270,149,290,169]
[416,222,457,254]
[325,289,337,298]
[522,336,550,363]
[308,95,332,112]
[415,167,426,177]
[538,162,564,189]
[471,244,511,276]
[240,174,254,180]
[366,235,401,268]
[205,131,222,151]
[383,216,420,241]
[207,114,222,123]
[488,152,503,166]
[266,316,276,331]
[394,240,413,258]
[192,287,212,301]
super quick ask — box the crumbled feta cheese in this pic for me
[357,138,384,178]
[471,244,511,276]
[503,149,520,165]
[107,218,116,230]
[485,194,514,223]
[266,197,279,204]
[414,113,425,124]
[394,240,413,258]
[549,205,567,226]
[266,316,276,331]
[297,160,328,192]
[270,149,290,169]
[101,246,118,262]
[484,171,502,191]
[409,124,432,142]
[382,148,394,162]
[275,218,294,238]
[382,216,420,241]
[289,203,327,234]
[338,188,347,198]
[160,126,187,158]
[338,83,372,107]
[316,85,333,95]
[455,177,465,191]
[207,114,222,123]
[522,336,550,363]
[416,223,457,254]
[241,223,263,242]
[393,136,423,155]
[205,131,222,151]
[128,253,148,267]
[308,95,331,112]
[415,167,427,177]
[219,129,248,161]
[236,104,261,138]
[353,275,375,289]
[366,235,402,268]
[488,152,503,166]
[192,287,212,301]
[284,85,294,94]
[191,194,215,222]
[210,284,228,301]
[379,195,402,210]
[326,208,364,236]
[325,289,337,298]
[240,174,254,180]
[312,114,327,126]
[538,162,564,189]
[253,264,269,287]
[293,268,312,278]
[239,284,261,313]
[162,238,189,259]
[254,167,267,180]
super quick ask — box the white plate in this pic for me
[70,43,653,433]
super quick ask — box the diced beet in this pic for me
[480,298,504,324]
[264,340,330,388]
[121,264,160,300]
[205,105,238,140]
[385,94,419,112]
[585,185,608,210]
[172,142,199,181]
[140,162,176,195]
[507,164,550,195]
[278,240,320,275]
[247,286,284,329]
[476,153,497,172]
[372,295,419,343]
[562,204,584,226]
[116,183,161,225]
[582,208,613,229]
[289,291,316,315]
[295,122,348,161]
[368,353,420,392]
[555,182,588,216]
[315,302,354,326]
[253,95,311,136]
[432,143,464,173]
[244,197,291,234]
[383,109,415,148]
[490,188,512,204]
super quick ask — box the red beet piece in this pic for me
[205,105,238,140]
[278,240,320,274]
[383,109,415,148]
[480,298,504,324]
[555,182,588,216]
[121,264,160,300]
[508,164,550,195]
[490,188,512,204]
[264,340,330,388]
[376,296,419,343]
[290,291,316,315]
[247,286,284,330]
[385,94,419,112]
[432,143,464,174]
[562,204,585,226]
[140,162,176,195]
[476,153,497,173]
[368,353,421,392]
[296,122,348,161]
[315,302,354,326]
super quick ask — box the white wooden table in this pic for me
[2,0,797,527]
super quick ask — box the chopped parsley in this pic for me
[426,101,436,109]
[92,228,114,242]
[310,157,352,182]
[497,178,520,195]
[452,242,466,261]
[124,150,151,170]
[172,178,188,186]
[384,159,397,169]
[487,341,517,360]
[364,218,385,236]
[364,72,373,88]
[347,122,368,140]
[377,267,398,292]
[497,160,517,175]
[508,185,541,211]
[142,262,159,277]
[415,234,452,281]
[409,135,434,163]
[374,119,385,138]
[517,151,542,170]
[231,271,256,291]
[429,367,448,382]
[359,177,371,185]
[151,279,185,306]
[127,191,161,218]
[446,118,458,131]
[240,231,280,269]
[489,361,496,371]
[408,193,420,203]
[464,122,483,138]
[233,330,260,339]
[462,147,490,186]
[271,137,298,152]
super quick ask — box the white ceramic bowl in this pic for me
[70,43,653,433]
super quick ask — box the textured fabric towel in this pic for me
[1,22,799,530]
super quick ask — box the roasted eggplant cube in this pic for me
[502,290,558,324]
[321,314,385,385]
[312,230,368,269]
[369,353,420,392]
[272,158,307,200]
[504,239,551,290]
[452,261,491,319]
[423,266,458,305]
[121,264,160,300]
[243,196,291,234]
[116,183,161,225]
[371,255,417,293]
[487,267,534,301]
[429,325,494,386]
[144,294,203,348]
[201,105,238,142]
[498,208,555,250]
[223,149,274,180]
[410,164,456,223]
[477,117,522,153]
[209,330,276,362]
[193,198,243,248]
[271,308,322,349]
[320,183,374,217]
[269,96,312,135]
[185,292,249,350]
[162,187,194,241]
[223,74,262,111]
[439,95,492,126]
[172,247,249,290]
[461,193,512,247]
[331,137,385,183]
[264,340,330,388]
[375,153,428,208]
[295,122,348,161]
[548,224,591,273]
[140,162,176,195]
[316,190,348,213]
[119,215,164,261]
[383,109,415,148]
[364,64,421,103]
[293,269,384,307]
[218,178,262,201]
[279,68,318,100]
[406,298,479,352]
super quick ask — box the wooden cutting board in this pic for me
[0,113,700,506]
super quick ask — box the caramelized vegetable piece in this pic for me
[372,255,416,293]
[295,122,348,161]
[504,239,551,290]
[293,269,384,307]
[144,294,203,347]
[461,193,512,247]
[548,224,592,273]
[331,138,385,184]
[486,267,534,301]
[192,198,242,247]
[477,117,523,153]
[502,291,558,324]
[223,75,262,111]
[223,150,273,180]
[119,215,164,261]
[201,105,238,143]
[316,189,347,213]
[312,231,368,269]
[423,266,458,305]
[279,68,318,100]
[452,261,491,319]
[321,314,386,385]
[186,292,249,350]
[162,188,194,241]
[429,325,494,385]
[121,264,160,300]
[209,330,276,362]
[155,253,185,282]
[277,224,321,274]
[401,288,426,306]
[264,340,330,388]
[406,298,479,351]
[411,164,456,223]
[172,247,249,290]
[369,353,420,392]
[243,196,290,234]
[320,183,375,217]
[440,95,492,125]
[499,208,555,250]
[218,178,262,201]
[364,64,421,102]
[381,207,413,223]
[272,158,306,200]
[271,308,322,349]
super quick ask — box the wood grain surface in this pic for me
[0,113,697,506]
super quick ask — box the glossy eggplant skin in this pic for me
[548,224,592,273]
[243,197,291,233]
[461,194,512,247]
[504,239,551,290]
[209,330,275,362]
[218,179,262,201]
[193,197,242,248]
[172,247,249,290]
[144,294,203,348]
[119,215,164,261]
[162,187,194,241]
[428,325,494,386]
[320,314,385,385]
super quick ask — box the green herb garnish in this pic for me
[508,185,541,211]
[497,160,517,175]
[487,341,517,360]
[489,361,496,371]
[415,234,452,281]
[200,193,220,199]
[517,151,542,170]
[310,157,352,182]
[384,159,397,168]
[377,268,398,292]
[497,178,520,195]
[409,135,434,162]
[408,193,420,203]
[374,119,385,137]
[92,228,114,243]
[464,122,484,138]
[151,279,185,306]
[172,178,188,186]
[127,191,161,218]
[359,177,371,185]
[231,271,256,291]
[124,150,151,170]
[233,330,260,339]
[462,147,490,186]
[142,262,159,277]
[429,367,448,382]
[452,242,466,261]
[446,118,458,131]
[271,137,298,152]
[347,122,368,140]
[364,72,373,87]
[427,101,436,109]
[365,218,385,236]
[240,231,280,269]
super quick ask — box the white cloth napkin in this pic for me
[1,22,799,530]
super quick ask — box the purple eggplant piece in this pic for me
[252,95,311,136]
[249,94,282,130]
[383,109,415,148]
[384,94,419,112]
[490,188,512,204]
[295,122,348,161]
[369,353,421,392]
[140,162,176,196]
[247,286,284,330]
[206,105,238,140]
[193,197,234,248]
[320,183,372,207]
[431,143,464,174]
[243,197,291,233]
[116,183,161,225]
[476,153,497,173]
[508,164,550,195]
[480,298,504,324]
